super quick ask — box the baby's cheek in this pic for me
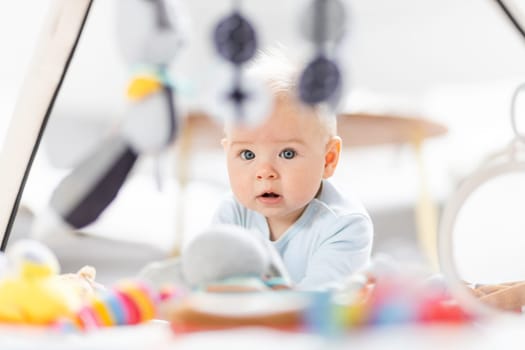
[288,177,319,203]
[230,175,252,201]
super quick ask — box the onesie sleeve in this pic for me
[211,195,242,226]
[296,214,373,290]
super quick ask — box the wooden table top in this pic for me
[181,111,448,150]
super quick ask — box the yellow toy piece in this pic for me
[126,75,162,101]
[0,240,86,326]
[0,260,82,325]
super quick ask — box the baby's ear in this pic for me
[323,136,342,178]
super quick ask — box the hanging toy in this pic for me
[32,0,188,236]
[208,2,272,127]
[298,0,347,107]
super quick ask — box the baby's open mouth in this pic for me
[260,192,280,198]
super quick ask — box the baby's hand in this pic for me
[465,281,525,313]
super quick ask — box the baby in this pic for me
[213,50,373,289]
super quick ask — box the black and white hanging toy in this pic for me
[33,0,188,238]
[298,0,347,107]
[209,2,272,127]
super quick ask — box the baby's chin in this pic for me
[255,203,309,221]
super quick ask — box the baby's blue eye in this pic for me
[279,148,296,159]
[240,150,255,160]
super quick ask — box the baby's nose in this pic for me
[256,164,278,180]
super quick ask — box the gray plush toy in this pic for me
[138,224,291,290]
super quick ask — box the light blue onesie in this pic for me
[212,180,374,290]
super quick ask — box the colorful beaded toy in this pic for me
[74,280,156,329]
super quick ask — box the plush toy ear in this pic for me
[323,136,342,179]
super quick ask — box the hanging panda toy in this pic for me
[33,0,188,237]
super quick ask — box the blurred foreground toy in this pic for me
[169,291,309,333]
[167,257,474,335]
[0,240,86,325]
[75,280,160,330]
[0,239,172,331]
[138,229,474,334]
[139,224,292,291]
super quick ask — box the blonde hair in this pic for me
[245,45,337,137]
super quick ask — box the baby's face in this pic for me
[222,94,340,225]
